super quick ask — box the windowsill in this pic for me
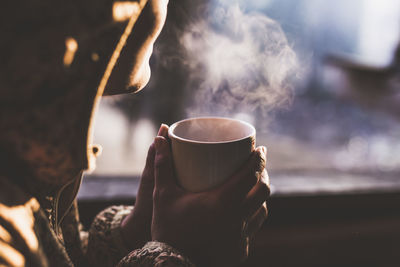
[78,170,400,228]
[79,170,400,201]
[77,171,400,266]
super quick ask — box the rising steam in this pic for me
[180,2,298,120]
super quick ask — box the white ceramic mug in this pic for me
[168,117,256,192]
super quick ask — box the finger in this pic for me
[241,173,270,220]
[261,168,270,187]
[218,146,266,203]
[238,235,250,264]
[141,142,156,181]
[141,123,168,175]
[154,136,176,191]
[157,123,169,137]
[245,202,268,238]
[134,143,156,214]
[140,124,168,184]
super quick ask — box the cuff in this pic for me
[109,206,133,256]
[87,205,133,267]
[117,241,195,267]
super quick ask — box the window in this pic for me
[89,0,400,196]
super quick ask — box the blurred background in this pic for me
[91,0,400,194]
[79,1,400,266]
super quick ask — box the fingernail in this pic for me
[157,123,169,137]
[261,146,267,155]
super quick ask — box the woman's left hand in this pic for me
[120,124,169,250]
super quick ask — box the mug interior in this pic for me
[170,117,255,143]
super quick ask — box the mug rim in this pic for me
[168,116,256,144]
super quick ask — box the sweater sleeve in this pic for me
[117,241,195,267]
[86,205,195,267]
[86,205,132,266]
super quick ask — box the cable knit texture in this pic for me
[118,242,196,267]
[87,205,132,266]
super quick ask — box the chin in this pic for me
[104,63,151,95]
[128,64,151,94]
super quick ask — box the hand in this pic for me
[151,135,270,267]
[120,124,169,250]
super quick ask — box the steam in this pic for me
[179,2,298,121]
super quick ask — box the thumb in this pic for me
[140,123,169,186]
[154,136,175,190]
[140,143,156,187]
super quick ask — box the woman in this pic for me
[0,0,269,266]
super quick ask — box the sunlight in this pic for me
[0,241,25,267]
[63,37,78,67]
[0,198,40,266]
[358,0,400,66]
[0,225,12,243]
[113,1,141,22]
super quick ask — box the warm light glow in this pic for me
[0,198,40,253]
[91,52,100,62]
[113,1,141,22]
[0,241,25,266]
[0,225,12,243]
[63,37,78,67]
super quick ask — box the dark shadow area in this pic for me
[78,175,400,266]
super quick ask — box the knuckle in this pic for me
[261,202,268,222]
[152,188,161,202]
[153,187,168,202]
[249,150,265,174]
[249,172,258,186]
[260,169,270,186]
[261,202,268,217]
[256,152,266,172]
[262,201,268,212]
[256,158,265,172]
[259,182,270,198]
[238,237,249,262]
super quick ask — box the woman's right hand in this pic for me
[151,135,270,267]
